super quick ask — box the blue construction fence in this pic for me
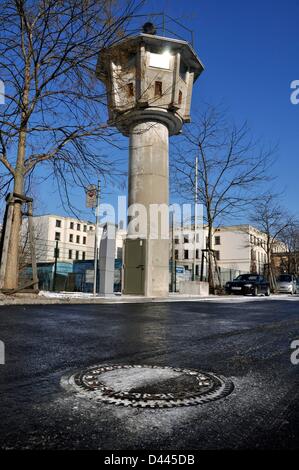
[20,259,122,293]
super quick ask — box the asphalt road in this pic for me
[0,297,299,450]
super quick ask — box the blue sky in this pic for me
[37,0,299,220]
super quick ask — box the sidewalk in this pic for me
[0,290,296,306]
[0,290,211,305]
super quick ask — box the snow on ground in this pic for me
[37,290,299,303]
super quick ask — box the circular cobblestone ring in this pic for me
[65,365,234,408]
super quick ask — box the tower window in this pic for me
[149,52,170,69]
[178,90,183,105]
[154,81,162,97]
[127,83,134,97]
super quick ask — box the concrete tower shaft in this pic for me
[128,120,169,297]
[97,28,204,297]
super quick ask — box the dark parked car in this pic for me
[225,274,270,296]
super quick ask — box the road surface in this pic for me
[0,296,299,450]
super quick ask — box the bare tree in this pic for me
[172,105,274,289]
[249,193,294,287]
[274,217,299,275]
[0,0,143,289]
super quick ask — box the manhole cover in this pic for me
[63,365,234,408]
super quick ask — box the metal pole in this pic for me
[171,211,175,293]
[53,240,59,291]
[193,155,198,281]
[93,179,101,296]
[28,201,38,291]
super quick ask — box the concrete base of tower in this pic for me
[123,238,169,297]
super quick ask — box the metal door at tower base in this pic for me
[123,238,145,295]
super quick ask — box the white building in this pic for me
[171,224,269,278]
[25,216,272,279]
[24,214,124,263]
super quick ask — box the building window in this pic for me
[175,250,179,260]
[179,60,188,81]
[56,220,61,228]
[215,236,221,246]
[215,250,220,261]
[196,249,200,259]
[83,225,87,232]
[149,52,170,69]
[75,251,79,260]
[89,226,94,231]
[82,252,86,261]
[178,90,183,105]
[70,222,74,230]
[69,234,73,242]
[83,237,86,245]
[174,237,180,244]
[76,235,80,244]
[154,81,162,97]
[77,223,80,231]
[127,82,134,97]
[55,232,60,241]
[183,235,189,244]
[184,250,189,260]
[68,250,72,260]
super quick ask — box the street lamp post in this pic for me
[93,180,101,296]
[193,155,198,281]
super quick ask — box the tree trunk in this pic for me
[3,46,30,289]
[4,132,26,289]
[207,222,214,291]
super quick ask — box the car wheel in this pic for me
[265,287,270,297]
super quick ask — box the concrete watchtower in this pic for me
[97,23,204,297]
